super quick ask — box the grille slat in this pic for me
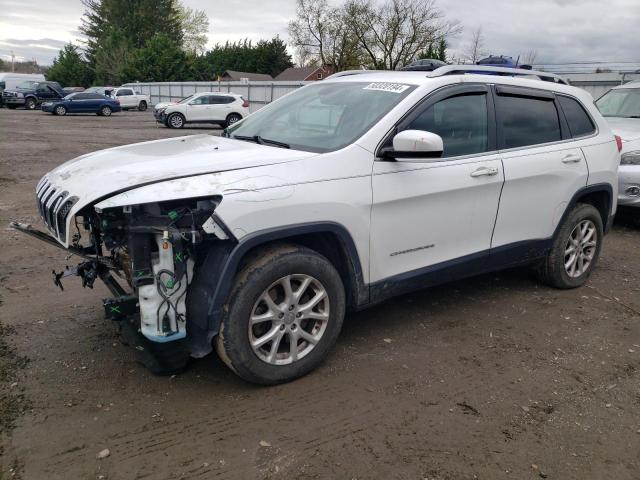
[34,178,76,242]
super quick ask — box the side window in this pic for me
[73,93,89,100]
[190,95,208,105]
[558,96,596,138]
[208,96,223,104]
[405,93,489,158]
[116,89,133,96]
[496,94,561,149]
[36,84,49,93]
[86,93,103,100]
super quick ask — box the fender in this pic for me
[554,183,614,237]
[185,221,368,354]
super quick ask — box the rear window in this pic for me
[496,94,561,149]
[558,96,595,138]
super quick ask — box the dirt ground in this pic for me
[1,108,639,480]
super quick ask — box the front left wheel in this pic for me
[25,98,37,110]
[54,105,67,116]
[215,244,346,385]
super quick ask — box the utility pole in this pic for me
[11,50,15,72]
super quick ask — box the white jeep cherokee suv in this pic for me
[155,92,250,129]
[11,66,620,384]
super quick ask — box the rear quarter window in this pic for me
[558,96,596,138]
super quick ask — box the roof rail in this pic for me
[428,65,568,85]
[325,69,387,79]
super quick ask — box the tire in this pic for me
[167,113,185,129]
[138,100,147,111]
[25,98,37,110]
[54,105,67,116]
[225,113,242,127]
[215,244,346,385]
[537,203,603,289]
[99,106,112,117]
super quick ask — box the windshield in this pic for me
[16,80,38,89]
[596,89,640,118]
[226,81,416,153]
[178,94,196,104]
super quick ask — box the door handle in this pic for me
[470,166,499,177]
[562,154,582,164]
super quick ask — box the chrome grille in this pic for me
[35,177,77,242]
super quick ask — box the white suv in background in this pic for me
[110,87,150,111]
[596,81,640,208]
[154,92,250,129]
[12,66,620,385]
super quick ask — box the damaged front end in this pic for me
[11,184,234,374]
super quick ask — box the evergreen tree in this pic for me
[47,44,91,87]
[437,38,447,62]
[123,34,190,82]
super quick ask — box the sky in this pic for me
[0,0,637,67]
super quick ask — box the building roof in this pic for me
[275,66,319,81]
[221,70,273,81]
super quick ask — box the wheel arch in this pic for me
[190,222,368,344]
[564,184,613,235]
[551,184,613,243]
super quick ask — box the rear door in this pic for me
[370,84,504,283]
[207,95,233,120]
[491,85,589,249]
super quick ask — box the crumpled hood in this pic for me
[45,134,316,208]
[606,117,640,142]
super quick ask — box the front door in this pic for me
[370,85,504,284]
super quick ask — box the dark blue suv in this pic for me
[41,92,122,116]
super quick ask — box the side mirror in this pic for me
[381,130,443,161]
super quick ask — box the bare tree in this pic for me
[288,0,360,70]
[177,5,210,55]
[344,0,458,70]
[522,49,538,66]
[463,26,486,64]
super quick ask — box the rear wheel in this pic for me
[216,244,345,385]
[138,100,147,111]
[167,113,185,129]
[25,98,37,110]
[225,113,242,127]
[537,203,603,289]
[54,105,67,116]
[99,105,112,117]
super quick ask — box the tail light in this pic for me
[242,99,250,108]
[615,135,623,152]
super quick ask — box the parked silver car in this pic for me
[597,82,640,207]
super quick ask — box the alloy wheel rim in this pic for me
[564,219,597,278]
[56,106,65,115]
[170,115,182,127]
[249,274,329,365]
[102,107,110,116]
[228,115,240,124]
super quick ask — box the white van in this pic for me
[0,72,46,91]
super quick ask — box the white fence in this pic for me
[122,81,309,112]
[124,73,640,112]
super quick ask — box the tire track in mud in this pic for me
[45,379,380,478]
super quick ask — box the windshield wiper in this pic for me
[232,135,290,149]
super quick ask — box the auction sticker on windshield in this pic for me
[363,82,411,93]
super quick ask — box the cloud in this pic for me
[0,0,637,66]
